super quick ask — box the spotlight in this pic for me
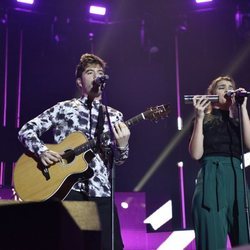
[194,0,214,12]
[16,0,34,4]
[88,4,109,24]
[177,161,184,168]
[195,0,213,3]
[89,5,106,16]
[121,202,129,209]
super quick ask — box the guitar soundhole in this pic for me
[62,149,75,164]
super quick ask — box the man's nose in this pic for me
[93,73,98,80]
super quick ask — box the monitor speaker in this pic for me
[0,200,101,250]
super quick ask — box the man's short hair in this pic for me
[75,53,106,79]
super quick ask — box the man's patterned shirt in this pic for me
[18,96,129,197]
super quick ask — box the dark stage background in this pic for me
[1,0,250,232]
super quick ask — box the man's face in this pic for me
[78,63,105,98]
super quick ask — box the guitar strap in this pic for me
[81,103,105,194]
[95,104,105,152]
[95,104,112,167]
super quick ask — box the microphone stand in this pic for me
[236,95,250,242]
[100,82,116,250]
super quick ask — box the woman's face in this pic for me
[213,80,234,109]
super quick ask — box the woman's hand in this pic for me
[193,95,211,119]
[231,88,248,109]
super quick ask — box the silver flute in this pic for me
[184,95,219,104]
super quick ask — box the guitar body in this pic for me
[13,132,93,202]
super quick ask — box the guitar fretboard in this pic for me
[73,112,145,156]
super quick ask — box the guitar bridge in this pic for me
[42,167,50,180]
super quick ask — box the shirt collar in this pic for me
[80,96,101,109]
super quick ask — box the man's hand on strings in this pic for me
[112,122,130,149]
[40,150,62,166]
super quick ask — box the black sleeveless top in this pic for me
[202,109,243,159]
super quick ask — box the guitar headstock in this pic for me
[144,104,170,122]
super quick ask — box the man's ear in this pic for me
[76,78,82,88]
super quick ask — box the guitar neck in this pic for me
[125,112,146,127]
[73,112,146,156]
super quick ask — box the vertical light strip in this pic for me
[178,161,186,229]
[3,27,9,127]
[16,30,23,128]
[11,162,16,187]
[175,34,182,130]
[0,162,4,186]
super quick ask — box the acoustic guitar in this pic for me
[13,104,170,201]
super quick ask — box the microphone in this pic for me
[225,90,250,98]
[94,75,109,86]
[184,95,219,104]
